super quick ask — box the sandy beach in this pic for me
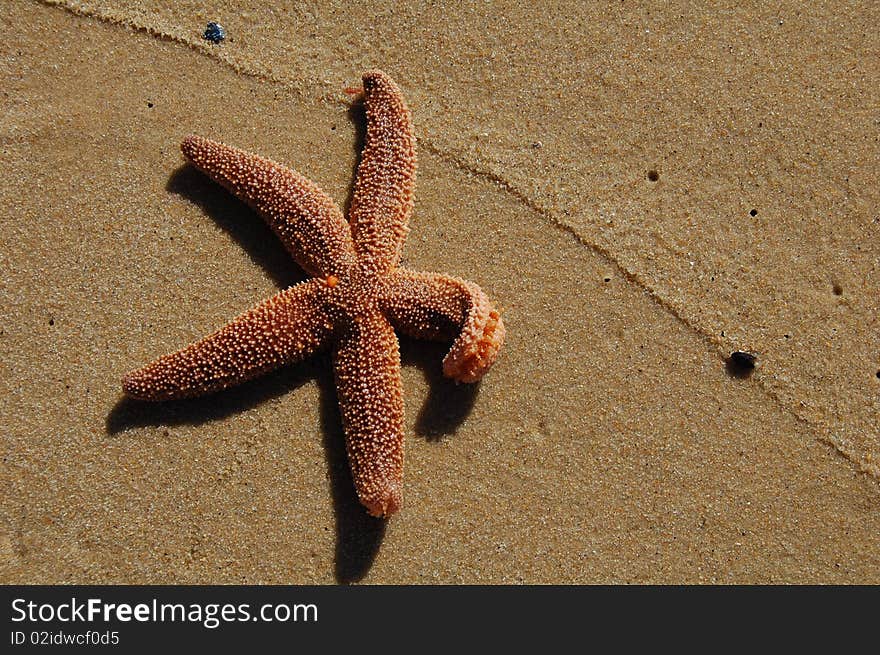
[1,0,878,583]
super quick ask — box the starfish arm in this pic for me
[333,312,405,517]
[182,135,357,277]
[381,269,506,383]
[123,279,332,400]
[348,70,417,273]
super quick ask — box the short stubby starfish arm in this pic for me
[181,135,357,277]
[348,70,417,274]
[123,279,332,400]
[332,312,405,517]
[381,269,506,384]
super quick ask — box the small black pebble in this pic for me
[749,209,758,217]
[727,350,757,377]
[48,318,55,326]
[647,169,659,182]
[147,101,154,108]
[203,22,226,44]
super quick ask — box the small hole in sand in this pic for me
[726,351,757,378]
[48,318,54,326]
[603,277,611,283]
[647,169,659,182]
[749,209,758,217]
[832,283,843,296]
[876,370,880,379]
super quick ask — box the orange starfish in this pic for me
[122,70,505,517]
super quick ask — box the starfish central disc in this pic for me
[322,263,385,327]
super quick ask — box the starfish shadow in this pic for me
[166,165,306,290]
[342,95,367,218]
[313,365,387,583]
[400,338,480,442]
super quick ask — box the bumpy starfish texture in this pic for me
[123,70,505,517]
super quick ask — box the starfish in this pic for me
[122,70,505,517]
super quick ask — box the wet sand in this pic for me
[1,0,878,582]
